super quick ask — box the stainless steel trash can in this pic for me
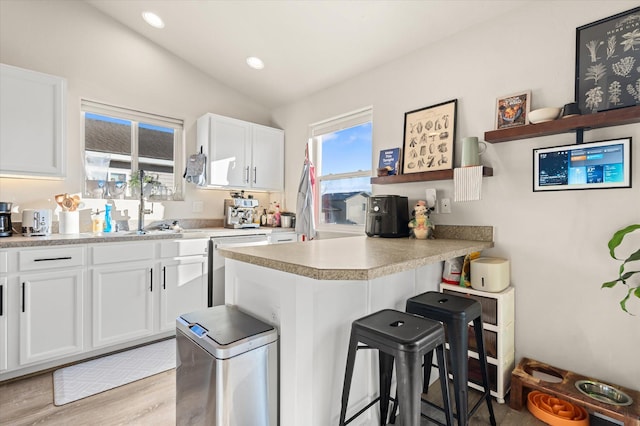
[176,305,278,426]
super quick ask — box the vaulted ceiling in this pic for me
[86,0,529,109]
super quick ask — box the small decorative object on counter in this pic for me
[92,209,104,234]
[271,202,281,227]
[260,209,267,226]
[408,200,434,239]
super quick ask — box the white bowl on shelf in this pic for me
[529,107,561,124]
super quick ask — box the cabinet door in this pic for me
[251,124,284,191]
[199,114,250,188]
[159,256,207,332]
[0,63,66,178]
[91,262,154,347]
[18,270,83,365]
[0,276,6,371]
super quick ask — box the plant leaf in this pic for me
[602,279,622,288]
[621,270,640,280]
[620,287,636,315]
[608,224,640,260]
[634,286,640,298]
[623,248,640,264]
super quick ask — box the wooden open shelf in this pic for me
[371,167,493,185]
[484,105,640,143]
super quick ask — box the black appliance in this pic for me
[0,202,12,237]
[365,195,410,237]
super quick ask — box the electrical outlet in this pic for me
[192,201,204,213]
[425,188,437,210]
[441,198,451,214]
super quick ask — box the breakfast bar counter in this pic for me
[219,226,493,426]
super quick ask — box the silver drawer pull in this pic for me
[34,256,72,262]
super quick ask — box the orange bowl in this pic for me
[527,391,589,426]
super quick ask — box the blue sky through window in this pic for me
[321,122,372,175]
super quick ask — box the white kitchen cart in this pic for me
[439,283,515,403]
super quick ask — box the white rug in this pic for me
[53,338,176,406]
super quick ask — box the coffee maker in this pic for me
[365,195,410,237]
[224,197,259,229]
[0,202,12,237]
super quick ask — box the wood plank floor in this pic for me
[0,368,544,425]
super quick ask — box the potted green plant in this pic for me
[602,224,640,314]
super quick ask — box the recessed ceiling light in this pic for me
[142,11,165,29]
[246,56,265,70]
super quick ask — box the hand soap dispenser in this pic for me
[104,204,113,233]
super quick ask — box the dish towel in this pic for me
[454,166,483,202]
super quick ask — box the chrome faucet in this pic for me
[137,170,152,234]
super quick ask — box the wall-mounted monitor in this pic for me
[533,137,631,191]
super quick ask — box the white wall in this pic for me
[273,1,640,389]
[0,0,276,221]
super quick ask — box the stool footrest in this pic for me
[344,397,380,425]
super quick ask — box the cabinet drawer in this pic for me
[442,288,498,325]
[159,239,207,258]
[445,349,498,392]
[19,246,85,271]
[466,326,498,359]
[90,242,155,265]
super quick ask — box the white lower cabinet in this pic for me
[0,275,7,372]
[1,238,210,380]
[159,255,207,332]
[18,269,84,365]
[7,246,86,368]
[91,262,154,347]
[89,242,156,348]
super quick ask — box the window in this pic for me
[310,107,372,230]
[81,100,184,200]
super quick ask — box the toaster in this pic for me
[470,257,510,293]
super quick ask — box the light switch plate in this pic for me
[192,201,204,213]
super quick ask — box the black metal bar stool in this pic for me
[339,309,454,426]
[406,291,497,426]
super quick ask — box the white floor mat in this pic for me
[53,338,175,406]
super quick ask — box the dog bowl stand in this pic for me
[510,358,640,426]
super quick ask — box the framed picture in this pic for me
[495,90,531,129]
[575,7,640,114]
[402,99,457,174]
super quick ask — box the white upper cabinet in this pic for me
[0,63,66,179]
[251,123,284,191]
[198,113,284,191]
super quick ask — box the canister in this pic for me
[470,257,510,292]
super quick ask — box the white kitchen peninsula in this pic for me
[219,227,493,426]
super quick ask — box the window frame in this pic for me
[81,99,185,200]
[309,106,373,234]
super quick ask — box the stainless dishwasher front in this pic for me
[208,233,269,306]
[176,305,278,426]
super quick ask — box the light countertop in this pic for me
[0,227,294,248]
[219,227,493,280]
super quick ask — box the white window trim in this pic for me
[81,99,185,200]
[309,106,373,234]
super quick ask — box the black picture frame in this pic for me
[575,7,640,114]
[402,99,457,174]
